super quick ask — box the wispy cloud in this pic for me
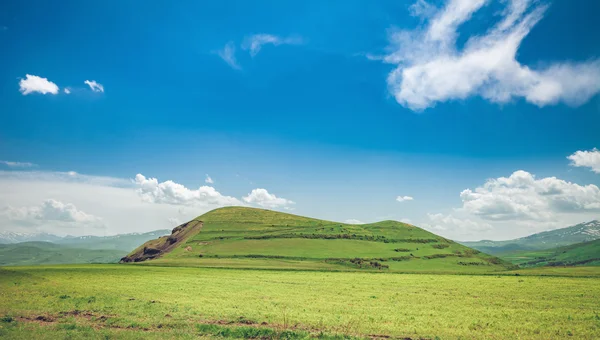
[205,174,214,184]
[375,0,600,111]
[396,195,414,202]
[19,74,59,95]
[242,34,303,57]
[217,41,242,70]
[0,161,37,168]
[84,80,104,93]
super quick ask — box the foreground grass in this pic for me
[1,265,600,339]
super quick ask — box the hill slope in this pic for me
[122,206,513,273]
[501,239,600,268]
[461,220,600,255]
[0,242,127,266]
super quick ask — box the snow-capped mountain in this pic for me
[0,231,63,244]
[0,229,170,252]
[461,220,600,254]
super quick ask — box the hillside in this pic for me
[501,239,600,268]
[0,242,127,266]
[461,220,600,255]
[122,206,513,273]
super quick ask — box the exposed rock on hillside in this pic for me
[119,220,203,263]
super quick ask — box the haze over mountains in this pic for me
[0,230,170,266]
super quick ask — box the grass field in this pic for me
[2,264,600,339]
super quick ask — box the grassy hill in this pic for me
[461,220,600,255]
[122,206,513,273]
[501,239,600,268]
[0,242,127,266]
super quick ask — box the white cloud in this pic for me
[217,42,241,70]
[422,213,492,233]
[64,88,71,94]
[3,199,102,226]
[396,195,414,202]
[242,188,294,209]
[19,74,59,95]
[344,219,364,224]
[460,170,600,221]
[242,34,303,57]
[205,174,214,184]
[377,0,600,110]
[0,161,37,168]
[84,80,104,93]
[568,148,600,174]
[134,174,241,207]
[0,171,202,236]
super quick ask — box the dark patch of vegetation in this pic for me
[1,316,14,323]
[196,323,362,340]
[244,233,439,244]
[423,254,458,259]
[394,248,411,252]
[457,261,487,266]
[325,258,389,270]
[432,244,450,249]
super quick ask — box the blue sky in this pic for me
[1,0,599,240]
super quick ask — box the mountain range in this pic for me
[460,220,600,255]
[0,229,170,266]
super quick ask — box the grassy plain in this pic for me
[2,264,600,339]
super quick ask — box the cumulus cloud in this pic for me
[19,74,59,95]
[217,42,241,70]
[0,161,37,168]
[134,174,241,206]
[460,170,600,221]
[396,195,414,202]
[377,0,600,110]
[422,213,492,233]
[84,80,104,93]
[568,148,600,174]
[242,188,294,209]
[242,34,303,57]
[2,199,102,226]
[344,219,364,224]
[205,174,214,184]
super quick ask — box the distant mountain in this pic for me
[57,230,171,251]
[0,231,64,244]
[0,242,127,266]
[461,220,600,255]
[501,239,600,268]
[0,230,170,252]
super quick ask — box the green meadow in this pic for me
[2,265,600,339]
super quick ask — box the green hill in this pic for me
[122,206,513,273]
[0,242,127,266]
[501,239,600,268]
[461,220,600,255]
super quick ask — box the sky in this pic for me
[1,0,599,241]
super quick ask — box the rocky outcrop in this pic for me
[120,220,203,263]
